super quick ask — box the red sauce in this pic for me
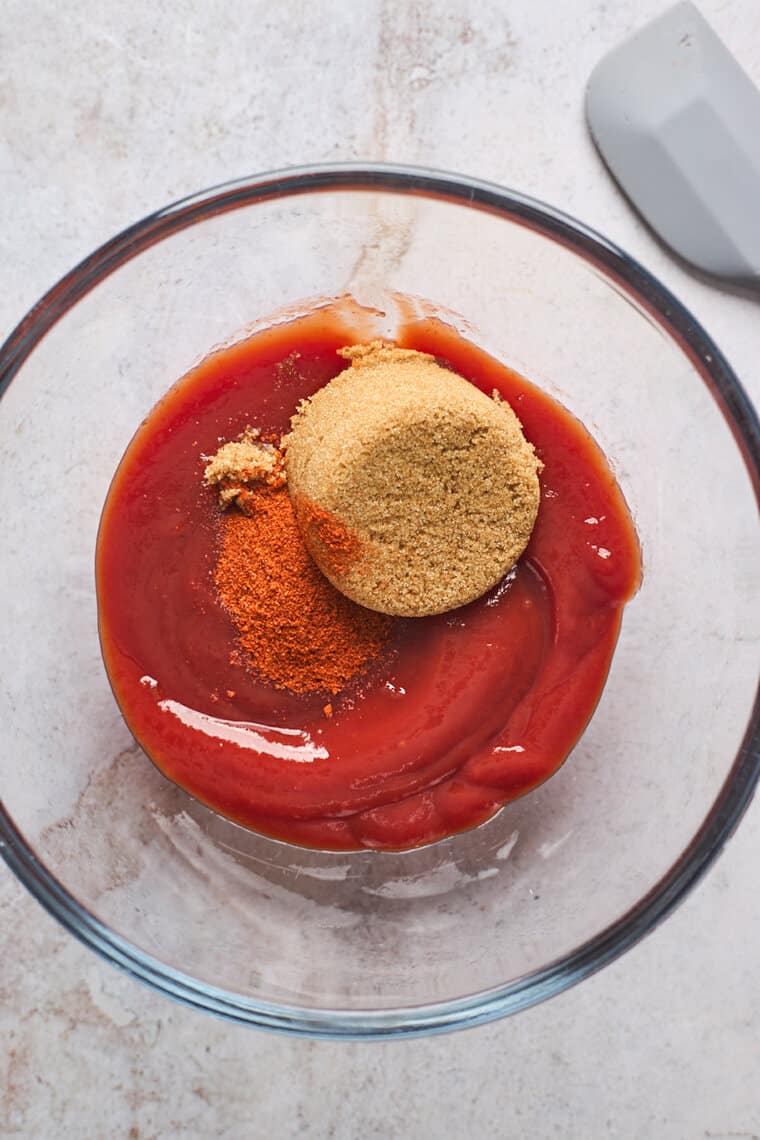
[96,305,641,851]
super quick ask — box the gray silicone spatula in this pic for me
[586,2,760,287]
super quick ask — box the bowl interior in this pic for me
[1,174,758,1027]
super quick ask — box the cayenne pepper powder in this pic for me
[295,497,362,578]
[214,485,391,695]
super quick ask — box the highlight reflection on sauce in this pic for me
[159,700,328,763]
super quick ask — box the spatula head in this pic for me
[586,1,760,285]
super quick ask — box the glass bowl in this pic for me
[1,165,758,1039]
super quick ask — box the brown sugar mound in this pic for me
[284,341,543,617]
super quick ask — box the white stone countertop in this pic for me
[1,1,758,1137]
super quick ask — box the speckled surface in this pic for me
[1,1,759,1137]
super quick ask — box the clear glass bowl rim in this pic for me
[1,162,758,1039]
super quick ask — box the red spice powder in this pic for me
[296,497,362,577]
[214,487,391,695]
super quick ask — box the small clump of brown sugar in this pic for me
[285,341,543,617]
[203,427,286,508]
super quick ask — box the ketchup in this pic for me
[96,305,641,851]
